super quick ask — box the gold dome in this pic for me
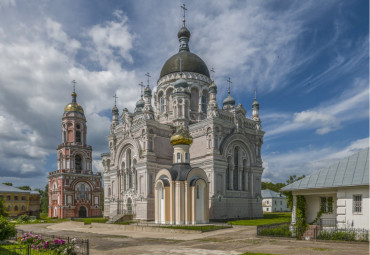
[170,125,193,146]
[64,102,84,113]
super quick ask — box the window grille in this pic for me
[353,195,362,213]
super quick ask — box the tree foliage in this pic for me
[0,198,8,217]
[35,184,49,214]
[2,182,12,186]
[17,185,32,191]
[283,175,306,210]
[261,182,286,192]
[0,216,16,241]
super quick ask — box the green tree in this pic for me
[17,185,31,191]
[36,184,49,214]
[2,182,12,186]
[0,216,16,241]
[261,182,286,192]
[0,198,8,217]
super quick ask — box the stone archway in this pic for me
[78,206,87,218]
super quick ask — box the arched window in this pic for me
[14,205,18,211]
[226,157,231,190]
[75,155,82,172]
[7,205,11,211]
[166,88,173,113]
[177,153,181,163]
[196,185,200,199]
[75,131,81,143]
[242,159,247,191]
[185,152,189,163]
[233,147,239,190]
[53,183,57,192]
[22,205,26,211]
[201,90,208,113]
[159,93,165,113]
[190,87,199,112]
[127,149,132,169]
[81,184,85,198]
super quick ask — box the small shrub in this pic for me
[0,216,16,241]
[317,229,356,241]
[17,214,30,223]
[259,224,291,237]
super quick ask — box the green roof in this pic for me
[282,148,369,191]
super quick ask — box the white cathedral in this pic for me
[101,13,265,222]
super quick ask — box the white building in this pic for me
[101,10,265,222]
[261,189,290,213]
[282,148,369,229]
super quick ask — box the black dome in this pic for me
[160,51,210,79]
[178,26,191,38]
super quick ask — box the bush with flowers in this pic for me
[18,232,77,254]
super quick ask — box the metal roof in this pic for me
[261,189,286,198]
[282,147,369,191]
[0,183,31,193]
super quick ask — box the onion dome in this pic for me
[144,85,152,97]
[252,98,259,106]
[136,97,145,108]
[178,26,191,39]
[209,81,217,94]
[223,93,235,106]
[64,92,84,113]
[112,105,119,114]
[174,78,189,88]
[170,125,193,146]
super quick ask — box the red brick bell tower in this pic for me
[48,82,102,218]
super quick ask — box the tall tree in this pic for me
[35,184,49,214]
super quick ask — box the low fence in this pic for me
[6,229,89,255]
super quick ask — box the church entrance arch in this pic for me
[78,206,87,218]
[127,197,133,215]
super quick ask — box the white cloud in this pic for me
[264,78,368,138]
[88,12,135,68]
[46,18,81,54]
[262,137,369,183]
[0,0,15,8]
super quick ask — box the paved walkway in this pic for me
[17,222,370,255]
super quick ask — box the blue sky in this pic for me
[0,0,368,189]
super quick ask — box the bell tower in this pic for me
[48,81,102,218]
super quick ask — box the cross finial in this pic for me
[179,57,183,74]
[138,82,145,97]
[227,77,232,94]
[72,80,76,93]
[113,93,118,106]
[181,3,188,27]
[145,72,151,87]
[210,67,215,81]
[254,88,257,100]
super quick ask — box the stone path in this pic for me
[16,223,370,255]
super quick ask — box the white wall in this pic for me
[337,186,369,229]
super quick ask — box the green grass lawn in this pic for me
[73,217,108,224]
[0,244,55,254]
[229,212,291,226]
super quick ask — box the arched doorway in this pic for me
[127,198,133,215]
[78,206,87,218]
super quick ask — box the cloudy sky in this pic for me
[0,0,368,189]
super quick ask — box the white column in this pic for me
[291,195,297,225]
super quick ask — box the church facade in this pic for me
[102,17,264,221]
[48,89,103,218]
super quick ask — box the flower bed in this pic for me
[18,232,77,254]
